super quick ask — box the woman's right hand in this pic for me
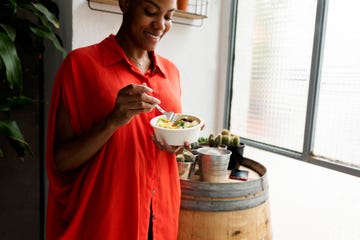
[109,84,161,127]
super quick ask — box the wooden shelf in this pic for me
[91,0,118,5]
[89,0,208,21]
[88,0,208,26]
[174,10,207,20]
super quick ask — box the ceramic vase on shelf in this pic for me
[177,0,188,11]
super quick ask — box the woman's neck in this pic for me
[115,31,151,73]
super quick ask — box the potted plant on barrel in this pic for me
[195,129,245,170]
[176,149,196,180]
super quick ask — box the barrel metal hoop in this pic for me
[180,176,268,198]
[180,190,269,211]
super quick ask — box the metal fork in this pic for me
[154,104,176,121]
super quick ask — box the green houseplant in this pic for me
[0,0,66,159]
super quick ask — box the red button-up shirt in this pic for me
[46,35,182,240]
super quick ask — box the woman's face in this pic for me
[124,0,176,51]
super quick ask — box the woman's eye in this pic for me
[144,8,173,21]
[145,9,156,16]
[165,15,173,21]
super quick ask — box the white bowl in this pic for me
[150,114,203,146]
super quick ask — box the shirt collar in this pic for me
[99,34,166,77]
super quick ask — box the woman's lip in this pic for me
[145,31,162,41]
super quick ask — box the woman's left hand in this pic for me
[152,135,190,154]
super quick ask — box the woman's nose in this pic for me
[152,17,167,31]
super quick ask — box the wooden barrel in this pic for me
[177,158,272,240]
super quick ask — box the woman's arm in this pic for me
[53,84,160,172]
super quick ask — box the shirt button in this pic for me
[151,189,156,195]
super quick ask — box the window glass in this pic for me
[231,0,317,151]
[313,0,360,167]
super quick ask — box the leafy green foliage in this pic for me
[0,0,66,159]
[0,120,32,159]
[0,30,22,93]
[0,96,33,112]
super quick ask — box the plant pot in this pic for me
[197,147,232,182]
[177,0,189,11]
[227,143,245,170]
[177,161,193,180]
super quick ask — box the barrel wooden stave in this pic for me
[178,201,271,240]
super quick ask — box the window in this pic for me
[227,0,360,176]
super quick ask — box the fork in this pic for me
[154,104,176,121]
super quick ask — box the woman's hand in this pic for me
[152,135,190,155]
[109,84,160,127]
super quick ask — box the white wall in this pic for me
[45,1,360,239]
[72,0,227,137]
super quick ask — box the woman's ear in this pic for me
[119,0,129,13]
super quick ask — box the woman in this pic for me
[46,0,184,239]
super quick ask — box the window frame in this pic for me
[225,0,360,177]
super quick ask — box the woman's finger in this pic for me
[119,83,153,95]
[117,85,160,109]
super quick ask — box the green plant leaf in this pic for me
[0,120,32,158]
[0,32,22,94]
[0,96,33,111]
[31,2,59,29]
[0,24,16,41]
[9,0,17,8]
[29,26,66,57]
[20,3,52,33]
